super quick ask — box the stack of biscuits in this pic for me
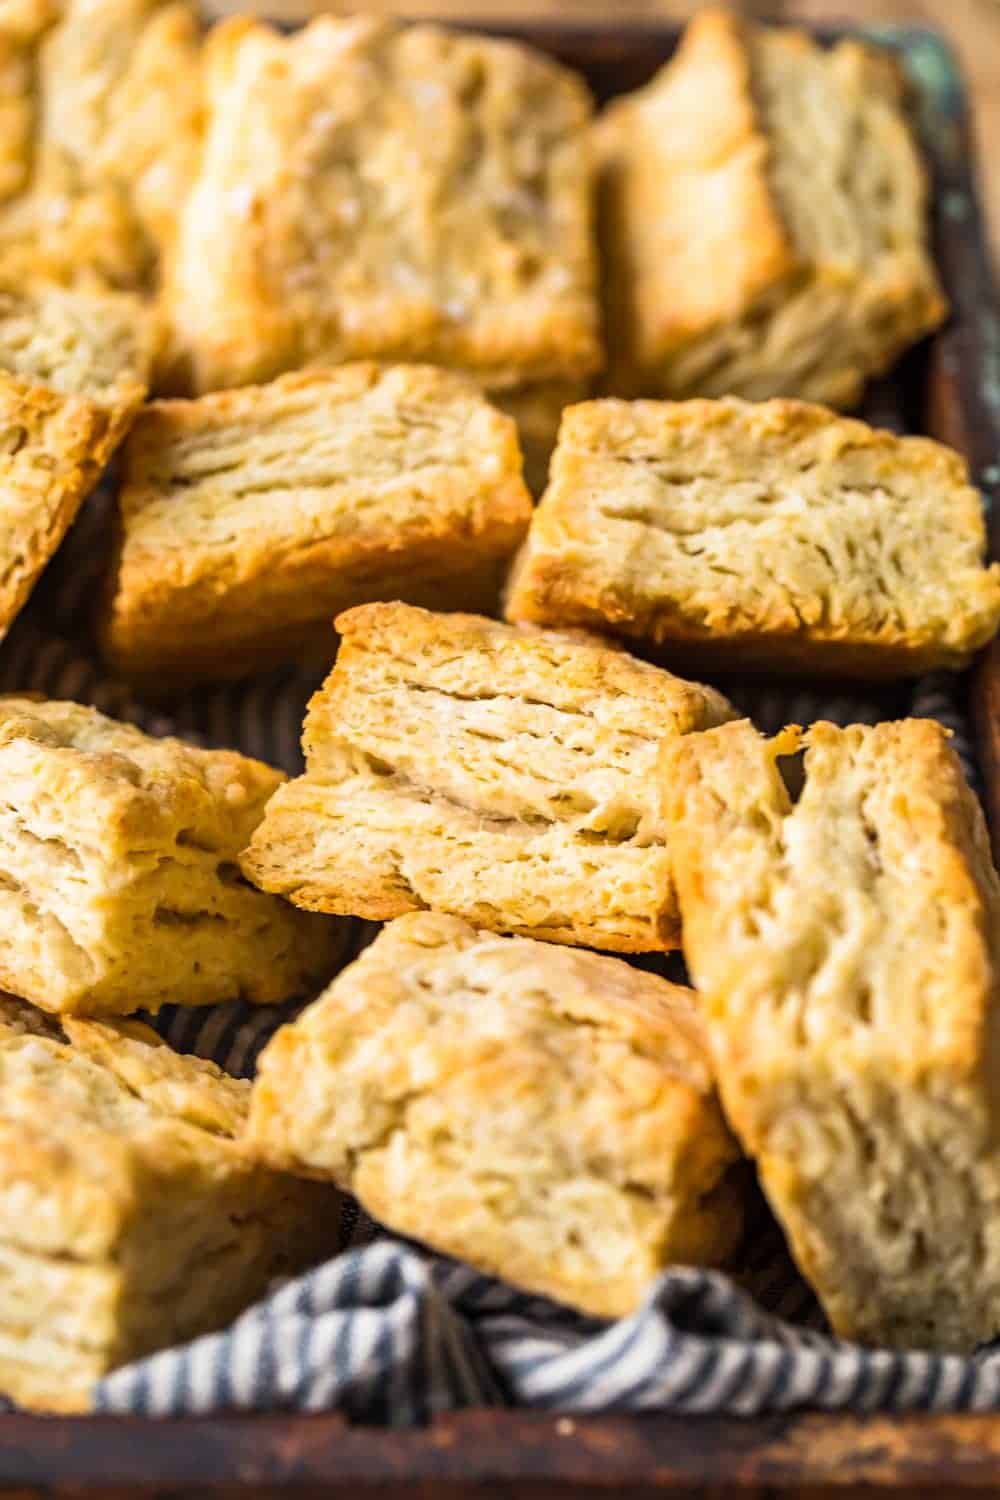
[0,0,999,1411]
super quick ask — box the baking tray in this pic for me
[4,18,1000,1499]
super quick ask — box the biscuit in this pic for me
[0,372,129,642]
[0,0,202,288]
[0,696,343,1015]
[0,278,158,440]
[102,365,533,687]
[0,998,339,1411]
[505,398,1000,676]
[247,911,744,1319]
[162,16,602,393]
[663,716,1000,1351]
[598,11,945,404]
[240,602,735,952]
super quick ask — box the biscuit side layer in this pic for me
[597,13,945,404]
[104,366,533,684]
[651,29,945,403]
[241,605,736,952]
[506,397,1000,674]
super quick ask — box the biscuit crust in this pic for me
[0,696,343,1015]
[0,999,339,1411]
[0,372,127,642]
[506,397,1000,676]
[240,602,735,952]
[102,365,533,687]
[598,11,945,404]
[663,717,1000,1351]
[0,0,202,289]
[247,911,744,1319]
[163,16,602,393]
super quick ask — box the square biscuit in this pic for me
[0,1000,339,1411]
[0,371,131,643]
[663,717,1000,1351]
[240,601,736,953]
[102,365,533,687]
[163,16,602,394]
[0,0,202,289]
[506,398,1000,676]
[598,11,945,405]
[247,911,744,1319]
[0,697,343,1016]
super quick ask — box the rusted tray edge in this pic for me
[919,29,1000,854]
[2,19,999,1498]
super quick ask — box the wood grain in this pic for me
[200,0,1000,273]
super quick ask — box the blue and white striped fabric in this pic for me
[94,1238,1000,1418]
[7,482,1000,1420]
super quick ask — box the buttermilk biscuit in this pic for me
[0,999,339,1411]
[0,279,158,438]
[240,602,735,952]
[598,11,945,404]
[0,697,342,1016]
[248,912,744,1318]
[506,398,1000,676]
[102,365,533,687]
[0,371,130,642]
[0,0,202,288]
[664,717,1000,1351]
[163,16,602,394]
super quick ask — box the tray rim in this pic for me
[5,16,1000,1497]
[3,1406,1000,1492]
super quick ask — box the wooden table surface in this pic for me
[207,0,1000,277]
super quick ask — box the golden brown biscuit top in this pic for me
[331,600,734,741]
[552,396,972,482]
[0,0,202,289]
[0,998,253,1257]
[0,367,115,463]
[359,911,713,1077]
[168,15,602,389]
[60,1016,249,1137]
[0,696,284,848]
[261,911,730,1188]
